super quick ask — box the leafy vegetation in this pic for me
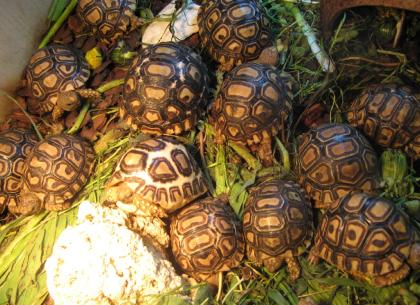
[0,0,419,304]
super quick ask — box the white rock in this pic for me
[142,0,200,45]
[45,201,187,305]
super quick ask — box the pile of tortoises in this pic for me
[0,0,419,299]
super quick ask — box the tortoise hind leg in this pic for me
[308,245,321,266]
[285,257,301,281]
[372,264,410,287]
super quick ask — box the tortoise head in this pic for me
[18,192,43,216]
[408,240,420,270]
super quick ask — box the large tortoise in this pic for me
[25,44,98,119]
[10,134,95,215]
[297,123,380,208]
[347,84,419,160]
[0,129,38,214]
[121,42,209,135]
[198,0,274,71]
[105,136,208,248]
[309,192,420,287]
[243,179,313,280]
[212,63,292,165]
[170,197,245,284]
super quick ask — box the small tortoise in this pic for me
[198,0,275,71]
[77,0,143,45]
[212,63,292,165]
[105,137,207,248]
[121,42,209,135]
[243,179,313,280]
[309,192,420,287]
[10,134,95,215]
[347,84,420,160]
[170,197,245,284]
[297,123,380,208]
[25,44,99,120]
[0,129,38,214]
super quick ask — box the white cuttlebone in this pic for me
[45,201,189,305]
[142,0,200,46]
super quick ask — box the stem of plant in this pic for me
[0,91,43,141]
[283,1,335,73]
[38,0,78,49]
[199,130,215,195]
[67,102,89,135]
[228,141,262,170]
[96,79,125,94]
[215,145,228,196]
[66,79,125,135]
[275,137,290,173]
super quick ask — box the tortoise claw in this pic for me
[308,249,320,266]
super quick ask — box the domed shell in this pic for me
[77,0,137,44]
[243,179,313,273]
[105,137,207,212]
[297,123,380,207]
[347,84,420,160]
[25,45,90,115]
[212,63,292,145]
[170,197,245,281]
[121,42,209,135]
[313,192,415,286]
[198,0,273,71]
[13,134,95,215]
[0,129,38,213]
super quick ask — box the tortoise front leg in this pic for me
[256,136,274,167]
[130,214,170,248]
[52,89,101,121]
[285,256,301,281]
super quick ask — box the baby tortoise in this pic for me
[0,129,38,214]
[25,44,100,120]
[297,123,380,208]
[170,197,245,285]
[121,42,209,135]
[105,137,207,248]
[77,0,143,45]
[347,84,419,160]
[198,0,275,71]
[10,134,95,215]
[211,63,292,166]
[243,179,313,280]
[309,192,420,287]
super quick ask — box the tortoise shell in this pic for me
[105,137,207,212]
[0,129,38,214]
[198,0,273,71]
[347,84,420,160]
[170,197,245,282]
[121,42,209,135]
[11,134,95,215]
[297,123,380,207]
[25,45,90,115]
[243,179,313,274]
[212,63,292,145]
[77,0,137,44]
[312,192,417,287]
